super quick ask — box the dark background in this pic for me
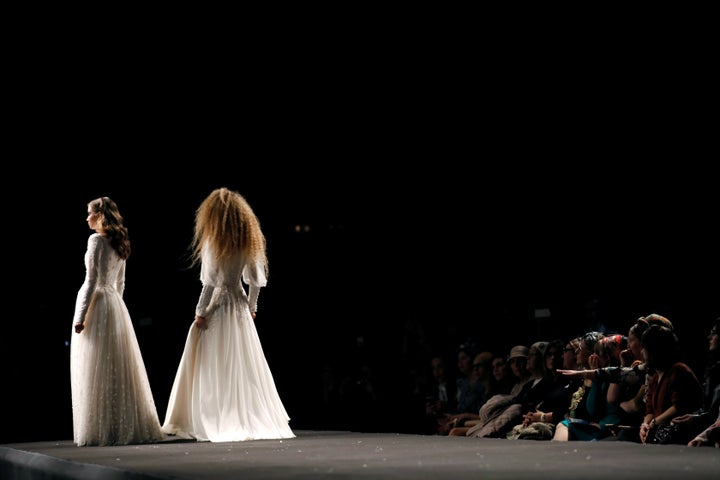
[2,23,717,443]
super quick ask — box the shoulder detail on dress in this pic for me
[87,233,106,248]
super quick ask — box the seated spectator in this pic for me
[472,351,497,408]
[553,331,619,441]
[639,325,704,445]
[421,353,457,434]
[490,354,515,396]
[454,340,486,415]
[671,317,719,443]
[514,338,579,438]
[507,345,532,396]
[434,340,485,434]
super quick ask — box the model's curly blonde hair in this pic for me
[191,187,268,273]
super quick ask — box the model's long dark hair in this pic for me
[88,196,131,260]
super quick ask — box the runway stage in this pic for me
[1,430,719,480]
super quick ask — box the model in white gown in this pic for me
[161,247,295,442]
[70,233,164,446]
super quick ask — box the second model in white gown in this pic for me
[161,247,294,442]
[70,233,164,446]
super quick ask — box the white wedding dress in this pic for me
[161,247,294,442]
[70,233,163,446]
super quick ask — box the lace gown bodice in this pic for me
[73,234,125,325]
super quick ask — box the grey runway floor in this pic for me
[1,430,719,480]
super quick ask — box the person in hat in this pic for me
[507,345,531,396]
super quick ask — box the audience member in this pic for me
[639,325,704,445]
[421,353,458,434]
[671,317,720,444]
[553,331,618,441]
[518,338,577,432]
[434,340,485,434]
[490,354,515,396]
[507,345,532,396]
[454,340,486,415]
[472,351,496,408]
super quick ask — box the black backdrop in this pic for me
[3,33,717,441]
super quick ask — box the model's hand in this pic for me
[74,322,85,334]
[194,315,208,330]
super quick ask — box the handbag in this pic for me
[652,423,680,445]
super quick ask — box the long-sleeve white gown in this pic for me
[161,247,294,442]
[70,233,163,446]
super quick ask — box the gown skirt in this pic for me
[161,290,294,442]
[70,285,164,446]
